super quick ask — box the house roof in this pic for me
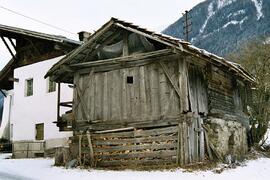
[45,17,255,83]
[0,24,81,90]
[0,24,81,45]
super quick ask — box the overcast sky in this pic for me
[0,0,205,68]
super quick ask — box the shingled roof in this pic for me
[45,17,255,83]
[0,24,80,45]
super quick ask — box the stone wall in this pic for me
[205,118,248,160]
[12,137,69,158]
[13,141,44,158]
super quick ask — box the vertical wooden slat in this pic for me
[73,74,78,120]
[188,65,198,114]
[177,123,181,166]
[144,65,151,118]
[94,73,103,120]
[184,121,189,164]
[179,57,189,112]
[107,71,113,120]
[121,69,127,121]
[128,68,135,120]
[102,72,108,120]
[89,72,95,121]
[187,123,192,163]
[179,123,184,166]
[193,117,199,161]
[158,64,169,116]
[123,31,129,56]
[133,67,140,120]
[149,63,158,117]
[139,66,147,119]
[198,117,205,161]
[189,118,195,162]
[111,70,121,120]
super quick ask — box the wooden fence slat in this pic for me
[96,150,176,160]
[97,158,176,167]
[134,126,178,137]
[86,131,95,167]
[89,143,177,153]
[92,135,177,146]
[92,126,178,139]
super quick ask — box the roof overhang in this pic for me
[0,24,81,90]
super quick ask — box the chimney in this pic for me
[78,31,91,42]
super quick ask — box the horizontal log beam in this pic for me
[59,101,73,108]
[70,49,174,68]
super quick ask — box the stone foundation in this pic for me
[205,118,248,159]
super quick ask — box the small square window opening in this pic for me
[127,76,133,84]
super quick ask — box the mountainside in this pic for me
[163,0,270,56]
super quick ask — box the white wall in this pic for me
[0,90,13,140]
[11,56,73,141]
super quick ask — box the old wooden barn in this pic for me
[46,18,254,169]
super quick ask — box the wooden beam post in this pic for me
[86,131,95,167]
[78,133,82,166]
[8,37,16,50]
[123,31,129,56]
[57,83,61,122]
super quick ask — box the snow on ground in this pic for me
[1,153,270,180]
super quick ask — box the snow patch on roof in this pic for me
[251,0,264,20]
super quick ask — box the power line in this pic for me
[0,5,76,35]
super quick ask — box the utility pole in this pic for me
[182,10,192,42]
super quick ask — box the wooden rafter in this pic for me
[1,36,16,60]
[8,37,16,50]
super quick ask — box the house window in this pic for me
[25,78,33,96]
[47,78,56,93]
[35,123,44,140]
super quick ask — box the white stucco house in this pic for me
[0,24,82,157]
[9,57,73,157]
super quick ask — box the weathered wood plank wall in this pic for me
[74,57,182,124]
[207,65,236,115]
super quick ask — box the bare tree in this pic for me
[228,38,270,145]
